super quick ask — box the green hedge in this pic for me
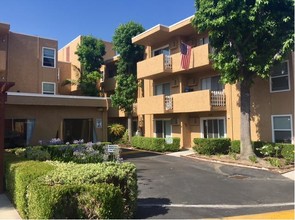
[4,152,137,219]
[4,153,56,218]
[280,144,294,163]
[131,136,180,152]
[27,182,124,219]
[193,138,231,155]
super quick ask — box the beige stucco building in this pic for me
[0,23,109,147]
[132,16,294,148]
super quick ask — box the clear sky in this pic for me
[1,0,196,49]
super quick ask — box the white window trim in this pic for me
[271,114,293,143]
[152,44,170,57]
[200,117,227,138]
[42,47,56,68]
[42,82,56,95]
[270,60,290,93]
[153,118,172,138]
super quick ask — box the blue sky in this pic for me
[1,0,196,49]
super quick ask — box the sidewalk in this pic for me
[0,193,21,219]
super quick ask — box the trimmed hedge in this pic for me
[280,144,294,163]
[131,136,180,152]
[27,183,124,219]
[193,138,231,155]
[4,153,56,218]
[4,152,137,219]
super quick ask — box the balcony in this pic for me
[137,44,210,80]
[137,90,226,115]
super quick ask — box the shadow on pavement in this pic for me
[135,198,170,219]
[121,148,162,160]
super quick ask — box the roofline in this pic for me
[10,31,58,42]
[7,92,110,100]
[59,35,82,51]
[132,15,194,43]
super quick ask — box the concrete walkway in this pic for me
[0,194,21,219]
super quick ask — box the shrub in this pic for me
[131,136,180,152]
[281,144,294,164]
[4,153,56,218]
[108,123,126,143]
[230,140,240,153]
[41,162,137,218]
[193,138,231,155]
[27,182,124,219]
[25,146,51,161]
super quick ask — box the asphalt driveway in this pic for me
[122,148,294,219]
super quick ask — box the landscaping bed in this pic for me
[4,141,137,219]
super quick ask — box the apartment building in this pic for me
[0,23,109,147]
[132,16,294,148]
[58,36,132,131]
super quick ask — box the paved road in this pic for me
[121,148,294,219]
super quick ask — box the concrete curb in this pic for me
[0,194,21,219]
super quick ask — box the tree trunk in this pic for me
[128,113,132,142]
[240,79,255,159]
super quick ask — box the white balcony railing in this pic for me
[211,91,226,106]
[165,95,173,110]
[164,55,172,69]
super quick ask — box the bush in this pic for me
[27,182,124,219]
[230,140,240,153]
[4,153,56,218]
[280,144,294,164]
[108,124,126,143]
[193,138,231,155]
[40,162,137,218]
[131,136,180,152]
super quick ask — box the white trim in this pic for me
[152,44,170,57]
[7,92,111,100]
[42,47,56,68]
[269,60,291,93]
[271,114,293,143]
[200,117,227,138]
[42,82,56,95]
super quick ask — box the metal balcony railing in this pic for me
[211,91,226,106]
[164,55,172,69]
[165,95,173,110]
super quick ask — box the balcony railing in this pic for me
[165,96,173,110]
[210,91,226,106]
[164,55,172,69]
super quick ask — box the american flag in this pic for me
[180,42,192,69]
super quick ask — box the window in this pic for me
[201,75,224,91]
[155,83,170,96]
[42,82,55,95]
[201,117,226,138]
[63,119,93,143]
[198,37,209,46]
[42,47,56,68]
[155,120,172,139]
[153,45,170,57]
[270,61,290,92]
[272,115,292,143]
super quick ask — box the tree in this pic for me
[75,35,106,96]
[192,0,294,159]
[111,22,145,141]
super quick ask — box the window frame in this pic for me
[42,82,56,95]
[271,114,293,143]
[152,44,170,57]
[42,47,56,68]
[270,60,290,93]
[200,117,227,138]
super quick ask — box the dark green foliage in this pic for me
[27,183,124,219]
[131,136,180,152]
[230,140,240,153]
[4,154,56,218]
[193,138,231,155]
[74,35,106,96]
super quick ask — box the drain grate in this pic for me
[228,174,249,180]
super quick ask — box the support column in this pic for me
[0,82,14,193]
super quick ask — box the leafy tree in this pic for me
[111,22,145,141]
[75,35,106,96]
[192,0,294,159]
